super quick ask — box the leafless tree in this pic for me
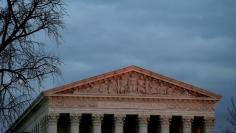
[0,0,65,130]
[226,97,236,132]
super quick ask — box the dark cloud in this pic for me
[44,0,236,130]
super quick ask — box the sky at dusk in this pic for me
[41,0,236,131]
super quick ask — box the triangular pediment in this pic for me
[44,66,221,99]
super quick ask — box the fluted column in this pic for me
[70,113,82,133]
[114,114,125,133]
[92,114,103,133]
[46,113,59,133]
[160,115,172,133]
[204,117,215,133]
[182,116,193,133]
[138,115,149,133]
[39,119,44,133]
[40,116,47,133]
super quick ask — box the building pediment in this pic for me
[44,66,221,100]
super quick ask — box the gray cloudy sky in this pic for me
[44,0,236,131]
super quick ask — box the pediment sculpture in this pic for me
[56,71,208,98]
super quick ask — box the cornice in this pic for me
[47,94,219,103]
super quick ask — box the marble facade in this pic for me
[7,66,221,133]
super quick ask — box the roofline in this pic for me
[44,65,222,99]
[133,66,222,99]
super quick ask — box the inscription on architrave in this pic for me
[57,71,207,97]
[98,101,214,112]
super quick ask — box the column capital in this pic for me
[46,113,59,133]
[114,114,126,126]
[92,114,104,125]
[114,114,125,133]
[47,113,59,123]
[92,114,103,133]
[70,113,82,124]
[160,115,172,127]
[138,115,150,125]
[182,116,194,128]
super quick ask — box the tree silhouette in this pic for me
[0,0,65,130]
[227,97,236,132]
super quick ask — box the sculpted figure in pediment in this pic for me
[119,76,128,94]
[138,75,146,94]
[128,73,138,94]
[99,81,108,93]
[69,72,204,98]
[149,79,159,95]
[51,67,218,100]
[109,79,118,94]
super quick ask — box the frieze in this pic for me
[57,72,208,98]
[49,96,215,112]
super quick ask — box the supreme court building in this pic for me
[7,66,221,133]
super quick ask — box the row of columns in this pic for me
[45,113,215,133]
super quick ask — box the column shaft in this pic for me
[182,116,193,133]
[39,117,45,133]
[92,114,103,133]
[160,115,171,133]
[204,117,215,133]
[46,113,59,133]
[114,114,125,133]
[138,115,149,133]
[70,113,81,133]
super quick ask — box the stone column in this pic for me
[39,120,43,133]
[182,116,193,133]
[39,117,46,133]
[46,113,59,133]
[160,115,172,133]
[92,114,103,133]
[114,114,125,133]
[138,115,149,133]
[204,117,215,133]
[70,113,82,133]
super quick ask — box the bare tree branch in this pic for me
[0,0,65,131]
[224,97,236,133]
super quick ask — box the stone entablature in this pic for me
[48,96,215,114]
